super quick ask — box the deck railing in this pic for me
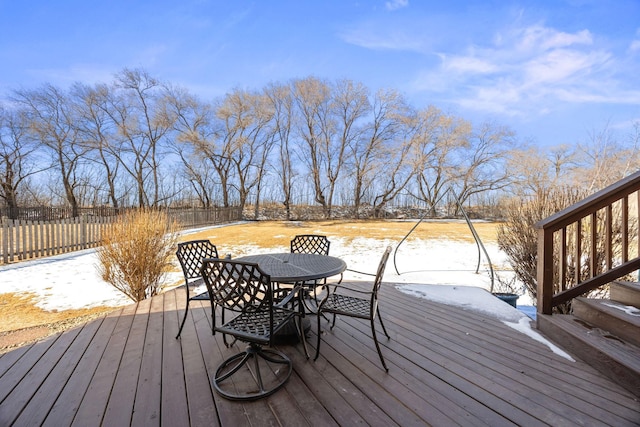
[535,170,640,315]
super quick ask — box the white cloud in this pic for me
[385,0,408,11]
[411,23,636,117]
[523,49,611,86]
[630,40,640,52]
[340,25,425,52]
[515,25,592,53]
[444,56,499,74]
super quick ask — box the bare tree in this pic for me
[216,88,276,213]
[0,106,45,217]
[265,82,296,219]
[369,122,417,216]
[250,88,279,219]
[452,122,516,211]
[292,77,333,214]
[548,144,579,184]
[329,79,369,214]
[72,82,122,208]
[577,122,640,191]
[12,84,91,216]
[292,77,366,217]
[410,106,471,215]
[165,85,217,208]
[506,143,580,197]
[109,68,174,207]
[349,88,411,217]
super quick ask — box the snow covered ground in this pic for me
[0,224,573,360]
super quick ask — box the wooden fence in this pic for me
[0,207,243,265]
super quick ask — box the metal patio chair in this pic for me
[201,258,308,401]
[289,234,342,310]
[174,240,219,339]
[314,246,392,372]
[290,234,331,255]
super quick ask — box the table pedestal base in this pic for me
[273,317,312,345]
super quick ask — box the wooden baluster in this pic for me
[622,195,629,263]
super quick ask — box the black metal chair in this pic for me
[290,234,330,255]
[289,234,341,311]
[201,258,308,400]
[314,246,392,372]
[174,240,219,339]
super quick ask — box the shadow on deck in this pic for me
[1,283,638,426]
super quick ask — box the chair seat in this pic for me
[323,294,371,319]
[217,308,295,344]
[191,283,210,300]
[191,291,210,300]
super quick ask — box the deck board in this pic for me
[131,294,164,426]
[1,283,639,426]
[160,288,191,426]
[101,296,151,426]
[0,327,82,425]
[380,308,582,424]
[42,309,122,426]
[179,300,219,425]
[13,317,104,426]
[70,302,138,426]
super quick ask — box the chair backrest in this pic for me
[291,234,330,255]
[200,259,273,315]
[176,240,219,280]
[372,246,393,296]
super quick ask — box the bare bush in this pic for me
[97,209,178,302]
[497,188,588,308]
[498,187,637,311]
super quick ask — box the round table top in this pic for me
[235,252,346,283]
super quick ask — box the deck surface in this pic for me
[1,283,639,426]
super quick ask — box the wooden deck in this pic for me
[1,283,639,426]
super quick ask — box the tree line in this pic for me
[1,67,639,219]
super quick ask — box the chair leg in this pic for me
[295,314,309,359]
[211,303,216,335]
[330,313,337,330]
[310,285,331,322]
[294,292,310,359]
[314,308,323,361]
[175,301,190,339]
[376,307,391,339]
[370,317,389,372]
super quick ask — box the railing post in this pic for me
[537,227,554,315]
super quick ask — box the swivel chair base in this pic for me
[213,343,292,401]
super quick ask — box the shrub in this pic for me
[498,187,637,312]
[497,188,587,309]
[97,209,179,302]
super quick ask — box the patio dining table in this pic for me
[234,252,347,341]
[234,252,346,285]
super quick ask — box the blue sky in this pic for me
[1,0,639,148]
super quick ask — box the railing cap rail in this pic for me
[535,169,640,231]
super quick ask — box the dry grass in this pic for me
[1,219,499,353]
[186,219,499,252]
[0,293,117,353]
[0,293,116,333]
